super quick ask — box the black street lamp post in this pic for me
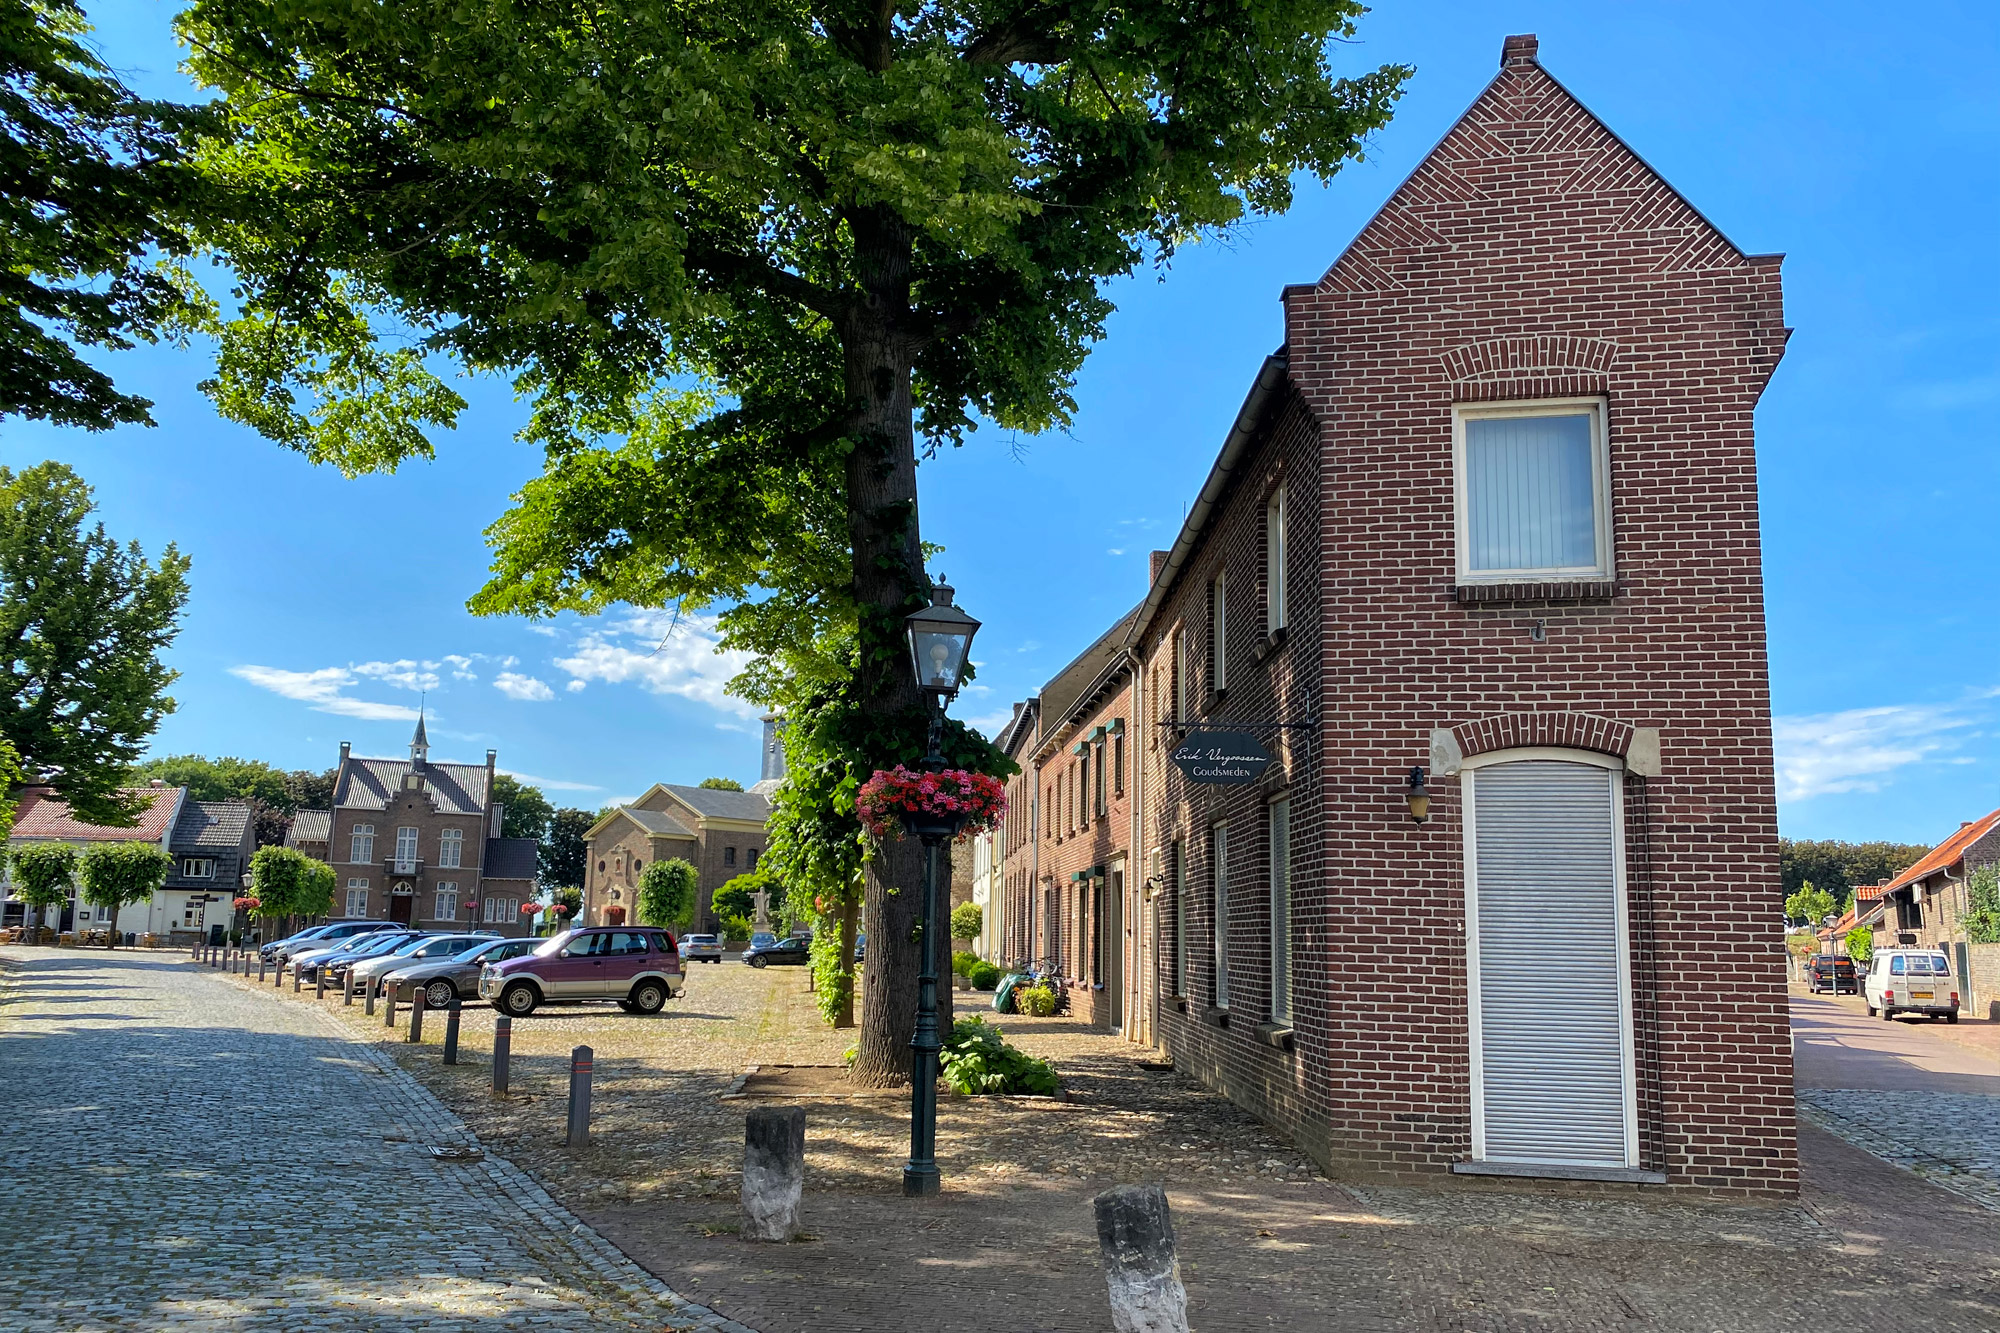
[902,580,980,1198]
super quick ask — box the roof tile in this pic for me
[10,787,181,843]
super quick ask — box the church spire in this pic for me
[411,703,429,764]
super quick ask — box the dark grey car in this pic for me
[383,936,539,1009]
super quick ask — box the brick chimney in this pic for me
[1149,549,1171,587]
[1502,33,1538,69]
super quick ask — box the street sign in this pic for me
[1170,731,1273,785]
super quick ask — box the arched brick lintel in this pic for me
[1454,711,1634,762]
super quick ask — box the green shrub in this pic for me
[718,912,753,943]
[951,949,979,978]
[949,902,982,942]
[939,1017,1059,1096]
[1843,925,1874,964]
[968,960,1002,990]
[1017,984,1057,1017]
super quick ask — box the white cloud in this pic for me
[1107,547,1125,556]
[498,767,603,793]
[566,680,587,693]
[493,672,556,702]
[554,610,757,718]
[1772,699,1981,801]
[230,665,422,722]
[350,659,442,692]
[441,655,472,669]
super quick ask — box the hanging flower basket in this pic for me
[857,766,1006,842]
[519,901,542,915]
[604,905,627,925]
[233,896,259,913]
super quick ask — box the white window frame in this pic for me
[181,898,204,929]
[434,884,458,922]
[1209,572,1228,693]
[181,858,215,880]
[1460,746,1637,1169]
[1172,840,1187,996]
[349,823,375,865]
[394,826,419,873]
[1265,486,1287,633]
[345,880,369,918]
[438,828,463,869]
[1452,397,1613,585]
[1211,821,1230,1009]
[1269,796,1291,1025]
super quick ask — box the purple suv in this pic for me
[478,926,683,1016]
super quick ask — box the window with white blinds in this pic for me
[1455,400,1610,582]
[1211,822,1230,1008]
[1269,798,1291,1023]
[1463,756,1635,1168]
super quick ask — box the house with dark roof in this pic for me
[325,714,538,936]
[284,808,331,862]
[584,783,771,931]
[1865,809,2000,1011]
[5,784,253,941]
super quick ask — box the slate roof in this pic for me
[622,807,697,838]
[288,809,331,846]
[1882,809,2000,894]
[170,800,253,853]
[335,758,489,816]
[483,837,539,881]
[10,786,181,843]
[661,784,771,823]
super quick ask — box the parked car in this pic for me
[743,933,812,968]
[348,932,499,990]
[1805,955,1858,995]
[1865,948,1960,1023]
[386,936,539,1009]
[679,933,724,964]
[297,929,417,981]
[479,926,682,1016]
[267,920,382,964]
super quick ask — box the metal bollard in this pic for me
[565,1046,593,1151]
[492,1015,512,1095]
[407,986,426,1043]
[443,998,462,1065]
[344,972,355,1006]
[384,985,398,1029]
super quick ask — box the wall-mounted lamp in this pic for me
[1405,765,1431,824]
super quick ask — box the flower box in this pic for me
[857,766,1006,842]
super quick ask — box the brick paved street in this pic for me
[0,947,746,1332]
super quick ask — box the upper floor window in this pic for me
[1112,729,1125,796]
[1093,740,1107,817]
[1265,487,1287,633]
[724,846,737,868]
[1455,399,1611,583]
[1209,571,1228,694]
[746,848,760,870]
[438,828,463,868]
[181,858,215,880]
[1174,627,1190,724]
[349,824,375,864]
[1078,751,1090,828]
[394,826,419,870]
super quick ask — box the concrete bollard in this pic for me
[344,972,355,1006]
[274,958,283,988]
[315,968,326,999]
[443,998,462,1065]
[407,986,426,1044]
[364,977,377,1017]
[741,1106,807,1241]
[384,986,398,1029]
[257,955,266,983]
[1092,1185,1190,1333]
[291,964,301,993]
[565,1046,593,1150]
[492,1015,512,1095]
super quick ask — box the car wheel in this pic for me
[1947,1012,1960,1024]
[748,955,768,969]
[1880,1007,1894,1022]
[630,981,668,1014]
[616,999,635,1012]
[1866,1005,1876,1016]
[424,980,456,1011]
[501,982,540,1016]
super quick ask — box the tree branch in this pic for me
[962,4,1072,66]
[685,244,852,322]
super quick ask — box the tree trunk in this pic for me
[832,892,858,1029]
[841,208,933,1088]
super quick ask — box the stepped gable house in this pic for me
[584,782,772,931]
[325,715,539,935]
[1111,35,1793,1194]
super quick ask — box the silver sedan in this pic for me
[350,933,499,991]
[384,936,538,1009]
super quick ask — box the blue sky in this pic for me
[6,2,1996,841]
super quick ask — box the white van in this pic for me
[1863,948,1960,1023]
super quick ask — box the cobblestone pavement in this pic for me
[0,947,750,1332]
[1800,1089,2000,1212]
[193,949,2000,1331]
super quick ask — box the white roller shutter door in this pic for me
[1466,759,1635,1168]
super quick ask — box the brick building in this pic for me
[1862,808,2000,1013]
[1010,35,1795,1195]
[321,715,539,936]
[583,783,772,931]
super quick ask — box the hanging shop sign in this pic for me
[1170,731,1273,785]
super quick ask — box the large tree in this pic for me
[0,462,191,825]
[541,807,594,891]
[489,773,554,841]
[78,841,173,946]
[1778,839,1931,910]
[179,0,1406,1084]
[0,1,203,430]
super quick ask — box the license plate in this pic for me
[1912,991,1934,1001]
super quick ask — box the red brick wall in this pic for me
[1143,38,1794,1196]
[1035,678,1136,1028]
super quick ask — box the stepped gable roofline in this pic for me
[10,785,183,843]
[482,836,539,882]
[1125,350,1290,647]
[334,755,489,816]
[287,809,331,845]
[1882,808,2000,895]
[1290,33,1768,304]
[170,800,253,853]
